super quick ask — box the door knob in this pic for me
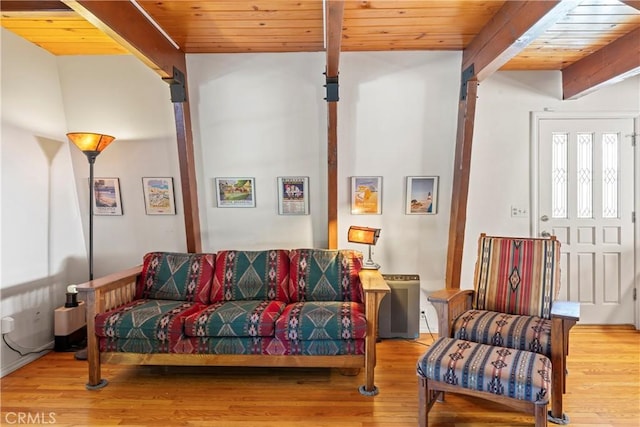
[540,215,549,222]
[541,231,551,238]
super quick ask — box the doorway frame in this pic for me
[530,110,639,329]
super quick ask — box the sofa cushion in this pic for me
[184,300,286,338]
[275,301,367,341]
[136,252,215,304]
[95,299,205,352]
[211,250,290,302]
[289,249,363,303]
[452,309,552,357]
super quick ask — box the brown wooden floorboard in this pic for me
[1,325,638,426]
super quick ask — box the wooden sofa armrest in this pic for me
[76,265,142,314]
[75,265,142,389]
[359,269,390,396]
[427,289,474,338]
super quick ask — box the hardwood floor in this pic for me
[1,326,638,426]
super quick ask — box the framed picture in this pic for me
[351,176,382,215]
[92,177,123,216]
[142,177,176,215]
[278,176,309,215]
[215,177,256,208]
[406,176,438,215]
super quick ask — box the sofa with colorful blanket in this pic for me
[77,248,390,395]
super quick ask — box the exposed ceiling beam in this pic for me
[621,1,640,11]
[61,0,184,78]
[325,0,344,249]
[563,27,640,100]
[463,0,580,81]
[325,0,344,78]
[445,79,478,290]
[0,1,71,12]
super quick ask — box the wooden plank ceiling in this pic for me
[2,0,639,73]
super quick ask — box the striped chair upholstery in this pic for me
[418,337,552,403]
[452,235,561,357]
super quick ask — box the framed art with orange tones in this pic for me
[351,176,382,215]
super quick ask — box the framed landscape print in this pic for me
[277,176,309,215]
[406,176,438,215]
[215,177,256,207]
[351,176,382,215]
[92,177,123,216]
[142,177,176,215]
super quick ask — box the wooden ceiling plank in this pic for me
[154,18,324,28]
[343,16,498,27]
[344,5,503,19]
[0,1,71,12]
[129,10,323,21]
[172,28,323,37]
[345,0,505,11]
[0,16,109,29]
[137,1,324,13]
[464,0,581,81]
[61,0,184,77]
[562,27,640,99]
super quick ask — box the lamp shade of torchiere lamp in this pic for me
[347,225,381,270]
[67,132,116,281]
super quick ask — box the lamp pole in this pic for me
[86,151,99,280]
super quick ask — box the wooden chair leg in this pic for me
[534,401,548,427]
[418,377,428,427]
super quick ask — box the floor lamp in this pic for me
[67,133,115,362]
[67,133,115,280]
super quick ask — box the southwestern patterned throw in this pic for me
[95,249,368,356]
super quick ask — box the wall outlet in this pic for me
[1,316,15,334]
[511,205,528,218]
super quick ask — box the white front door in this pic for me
[535,114,636,324]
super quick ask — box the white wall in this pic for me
[56,55,187,275]
[187,53,329,250]
[338,52,461,328]
[187,51,461,332]
[1,29,86,375]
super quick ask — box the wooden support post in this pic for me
[445,79,478,289]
